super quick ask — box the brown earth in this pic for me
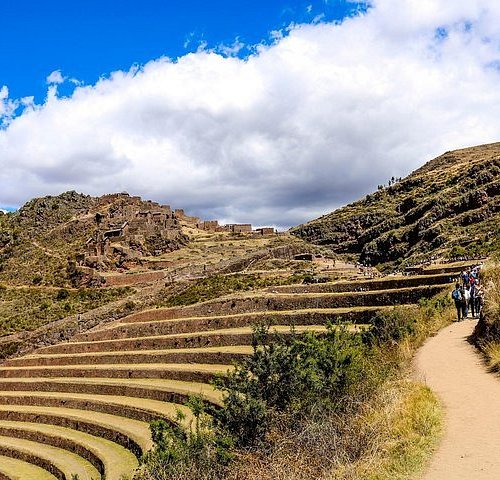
[416,319,500,479]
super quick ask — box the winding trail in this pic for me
[416,319,500,479]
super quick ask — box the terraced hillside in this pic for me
[292,143,500,269]
[0,262,469,479]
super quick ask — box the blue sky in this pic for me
[1,0,365,104]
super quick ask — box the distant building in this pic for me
[226,224,252,233]
[256,227,275,235]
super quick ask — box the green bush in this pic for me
[364,309,418,346]
[137,397,233,480]
[56,288,70,300]
[213,323,367,447]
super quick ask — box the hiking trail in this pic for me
[416,319,500,479]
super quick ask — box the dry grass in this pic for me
[0,454,58,480]
[134,295,452,480]
[0,434,100,480]
[482,263,500,322]
[484,342,500,373]
[224,298,452,480]
[0,285,133,336]
[473,262,500,348]
[0,420,139,480]
[223,381,441,480]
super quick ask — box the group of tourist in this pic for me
[451,266,484,322]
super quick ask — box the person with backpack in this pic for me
[452,283,463,321]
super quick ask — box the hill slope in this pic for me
[291,142,500,269]
[0,191,188,286]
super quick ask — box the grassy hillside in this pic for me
[0,191,189,286]
[0,191,95,286]
[0,285,133,336]
[291,143,500,269]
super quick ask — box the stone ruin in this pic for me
[72,193,277,285]
[77,193,193,271]
[196,220,276,235]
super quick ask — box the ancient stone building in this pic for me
[227,224,252,233]
[78,193,188,271]
[256,227,276,235]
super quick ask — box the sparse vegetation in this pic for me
[158,273,308,308]
[473,261,500,366]
[292,144,500,269]
[136,398,233,480]
[0,285,134,336]
[0,183,481,479]
[484,342,500,373]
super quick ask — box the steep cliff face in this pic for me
[291,143,500,268]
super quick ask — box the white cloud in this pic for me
[46,70,65,84]
[0,86,18,126]
[1,0,500,228]
[217,38,246,57]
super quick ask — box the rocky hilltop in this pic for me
[291,142,500,269]
[0,192,191,286]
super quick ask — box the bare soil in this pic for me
[416,319,500,479]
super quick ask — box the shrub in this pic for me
[364,308,417,346]
[56,288,70,300]
[473,263,500,346]
[137,398,233,480]
[124,300,136,311]
[448,245,466,259]
[139,295,453,479]
[213,323,368,447]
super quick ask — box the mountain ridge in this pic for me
[291,142,500,269]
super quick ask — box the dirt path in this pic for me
[31,240,64,260]
[415,319,500,479]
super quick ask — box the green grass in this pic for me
[0,420,138,480]
[158,273,307,307]
[0,454,57,480]
[0,285,134,336]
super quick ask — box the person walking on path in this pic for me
[463,284,471,318]
[461,270,469,287]
[469,282,477,318]
[452,283,463,322]
[476,283,484,317]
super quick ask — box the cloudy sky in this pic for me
[1,0,500,228]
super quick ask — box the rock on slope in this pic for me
[291,142,500,269]
[0,191,188,286]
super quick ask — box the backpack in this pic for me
[452,289,462,301]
